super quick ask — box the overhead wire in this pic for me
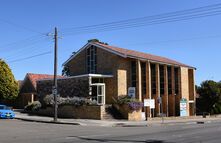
[7,51,52,63]
[61,3,221,36]
[0,19,45,35]
[125,34,221,46]
[3,3,221,63]
[4,40,51,60]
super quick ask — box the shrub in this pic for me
[43,94,96,107]
[128,101,144,110]
[59,96,89,106]
[24,101,41,111]
[117,96,143,111]
[43,94,55,106]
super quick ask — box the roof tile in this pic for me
[27,73,63,89]
[94,42,193,68]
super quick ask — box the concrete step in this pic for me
[102,104,124,120]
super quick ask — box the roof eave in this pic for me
[62,42,91,66]
[62,42,127,66]
[126,55,196,69]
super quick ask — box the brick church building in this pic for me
[58,41,196,118]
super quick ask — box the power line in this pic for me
[0,35,46,50]
[63,11,221,35]
[63,3,221,31]
[125,34,221,46]
[0,19,44,35]
[61,3,221,36]
[7,51,52,63]
[4,41,51,60]
[64,11,221,35]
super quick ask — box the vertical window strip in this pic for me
[159,65,165,95]
[167,66,172,95]
[131,61,136,87]
[174,67,179,95]
[141,62,146,96]
[151,64,156,95]
[87,46,97,74]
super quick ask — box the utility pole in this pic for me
[53,27,58,122]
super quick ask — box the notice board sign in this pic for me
[128,87,135,98]
[180,98,187,116]
[143,99,155,109]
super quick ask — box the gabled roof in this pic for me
[63,42,195,69]
[23,73,63,89]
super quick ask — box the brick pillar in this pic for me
[31,93,34,103]
[146,61,151,117]
[136,60,142,101]
[155,64,160,116]
[163,65,169,117]
[180,67,190,116]
[171,66,175,116]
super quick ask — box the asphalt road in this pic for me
[0,119,221,143]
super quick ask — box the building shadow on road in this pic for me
[67,136,171,143]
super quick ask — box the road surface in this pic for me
[0,119,221,143]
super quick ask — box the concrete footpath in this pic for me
[14,110,221,127]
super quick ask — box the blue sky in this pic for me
[0,0,221,85]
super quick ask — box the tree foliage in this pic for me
[0,59,19,101]
[88,39,108,45]
[196,80,221,114]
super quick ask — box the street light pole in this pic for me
[53,27,58,122]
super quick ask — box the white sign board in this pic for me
[180,98,187,116]
[128,87,135,98]
[144,99,149,107]
[143,99,155,109]
[149,99,155,109]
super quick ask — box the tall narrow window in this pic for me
[141,62,146,96]
[151,64,156,95]
[87,46,97,73]
[131,61,136,87]
[174,67,179,95]
[159,65,164,95]
[167,66,172,95]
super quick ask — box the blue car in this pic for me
[0,105,15,119]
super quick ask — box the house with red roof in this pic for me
[17,73,61,108]
[37,40,196,120]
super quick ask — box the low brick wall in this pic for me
[114,104,142,121]
[34,105,104,120]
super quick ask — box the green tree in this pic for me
[197,80,221,114]
[88,39,108,45]
[0,59,19,101]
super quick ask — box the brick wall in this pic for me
[37,76,89,103]
[31,105,105,119]
[67,49,87,76]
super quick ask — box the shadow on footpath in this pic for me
[67,136,171,143]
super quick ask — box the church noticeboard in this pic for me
[128,87,135,98]
[180,98,187,116]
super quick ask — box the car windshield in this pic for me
[0,106,6,109]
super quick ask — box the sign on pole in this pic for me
[143,99,155,109]
[149,99,155,109]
